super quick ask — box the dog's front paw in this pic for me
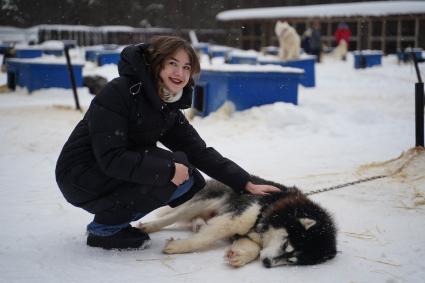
[163,238,190,254]
[225,247,252,267]
[225,248,246,267]
[137,221,161,233]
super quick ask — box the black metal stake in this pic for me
[64,45,81,111]
[412,52,424,147]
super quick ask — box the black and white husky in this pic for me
[139,176,337,268]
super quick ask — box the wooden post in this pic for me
[412,53,424,147]
[64,45,81,111]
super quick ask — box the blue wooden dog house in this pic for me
[209,46,232,58]
[194,64,303,116]
[258,56,316,87]
[226,51,258,65]
[396,48,423,63]
[97,51,121,66]
[85,45,120,65]
[15,48,43,59]
[7,58,83,93]
[353,50,383,69]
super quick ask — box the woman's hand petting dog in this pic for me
[171,163,189,186]
[244,181,281,195]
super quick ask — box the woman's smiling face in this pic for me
[159,48,192,95]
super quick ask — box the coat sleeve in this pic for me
[87,80,175,186]
[160,110,250,193]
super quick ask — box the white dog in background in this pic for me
[331,39,348,60]
[274,21,301,60]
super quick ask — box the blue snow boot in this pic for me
[87,226,151,250]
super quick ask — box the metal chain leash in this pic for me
[305,174,388,196]
[304,148,424,196]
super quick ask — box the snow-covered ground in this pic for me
[0,53,424,283]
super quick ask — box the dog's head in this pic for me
[258,193,337,268]
[274,20,291,37]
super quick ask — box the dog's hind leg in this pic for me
[163,203,261,254]
[226,237,261,267]
[138,199,213,233]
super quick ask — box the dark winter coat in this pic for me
[310,28,322,51]
[55,44,250,219]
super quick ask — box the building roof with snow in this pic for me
[217,1,425,21]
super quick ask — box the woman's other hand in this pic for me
[171,163,189,186]
[244,181,281,196]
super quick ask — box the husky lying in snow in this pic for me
[139,176,337,268]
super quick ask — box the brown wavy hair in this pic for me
[147,36,201,93]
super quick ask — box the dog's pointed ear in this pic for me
[298,218,316,230]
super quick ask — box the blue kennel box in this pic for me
[97,51,121,66]
[6,60,30,90]
[0,43,12,54]
[193,43,210,55]
[353,50,382,69]
[15,48,43,59]
[261,46,279,56]
[85,45,120,63]
[226,51,258,65]
[86,48,120,66]
[194,65,303,116]
[209,46,232,58]
[397,48,423,62]
[227,70,302,110]
[43,49,64,56]
[6,58,83,93]
[85,49,100,62]
[85,46,107,62]
[193,71,229,116]
[258,56,316,87]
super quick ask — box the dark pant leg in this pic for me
[57,160,174,225]
[91,172,204,224]
[89,184,167,225]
